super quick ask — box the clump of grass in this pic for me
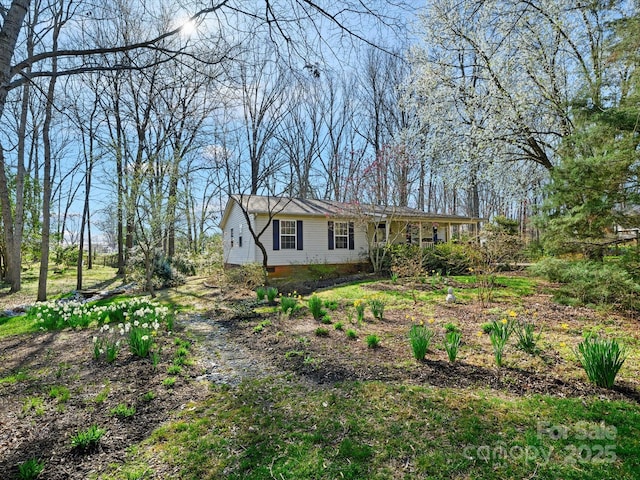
[334,322,344,331]
[346,329,357,340]
[17,458,45,480]
[444,322,460,333]
[366,334,381,348]
[280,294,298,314]
[489,318,514,367]
[315,327,329,337]
[514,321,541,354]
[141,391,156,402]
[167,364,182,375]
[320,315,332,325]
[574,334,627,388]
[71,425,105,452]
[256,286,267,301]
[48,385,70,404]
[253,320,272,333]
[324,300,339,311]
[481,322,494,334]
[408,324,434,361]
[163,377,176,388]
[111,403,136,418]
[308,295,327,320]
[368,298,385,321]
[22,396,45,416]
[444,331,462,362]
[266,287,278,304]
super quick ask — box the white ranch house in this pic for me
[220,195,483,277]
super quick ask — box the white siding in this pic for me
[223,201,257,265]
[255,215,368,266]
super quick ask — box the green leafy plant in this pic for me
[574,334,627,388]
[315,327,329,337]
[256,286,267,301]
[280,294,298,314]
[163,377,176,388]
[48,385,70,403]
[514,321,542,354]
[444,322,460,333]
[141,391,156,402]
[17,458,45,480]
[489,319,514,367]
[346,329,357,340]
[444,331,462,362]
[481,322,494,334]
[71,425,105,452]
[266,287,278,304]
[320,315,332,325]
[128,327,154,358]
[353,300,366,324]
[323,300,339,311]
[308,295,326,320]
[408,324,434,361]
[253,320,272,333]
[366,334,381,348]
[369,298,385,321]
[334,322,344,331]
[22,396,45,416]
[167,364,182,375]
[111,403,136,418]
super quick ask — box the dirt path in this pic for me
[179,313,276,386]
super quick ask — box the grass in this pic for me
[108,378,640,479]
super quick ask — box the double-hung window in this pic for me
[280,220,297,249]
[334,222,348,249]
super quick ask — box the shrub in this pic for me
[346,329,357,340]
[514,321,541,354]
[489,318,514,367]
[366,334,381,348]
[444,330,462,362]
[71,425,105,452]
[127,248,185,289]
[17,458,45,480]
[575,334,627,388]
[369,298,385,321]
[315,327,329,337]
[226,263,266,288]
[408,324,434,361]
[170,254,197,276]
[308,295,326,320]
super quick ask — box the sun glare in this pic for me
[180,19,197,36]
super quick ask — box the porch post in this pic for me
[419,222,423,248]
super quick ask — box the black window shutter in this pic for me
[328,221,334,250]
[273,219,280,251]
[348,222,355,250]
[296,220,303,250]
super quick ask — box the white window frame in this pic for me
[334,221,348,249]
[280,220,296,250]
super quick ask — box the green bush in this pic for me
[530,259,640,310]
[380,243,474,277]
[575,334,627,388]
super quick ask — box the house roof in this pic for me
[221,194,484,229]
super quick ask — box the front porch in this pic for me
[368,218,481,249]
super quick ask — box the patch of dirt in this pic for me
[0,326,209,479]
[224,289,640,404]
